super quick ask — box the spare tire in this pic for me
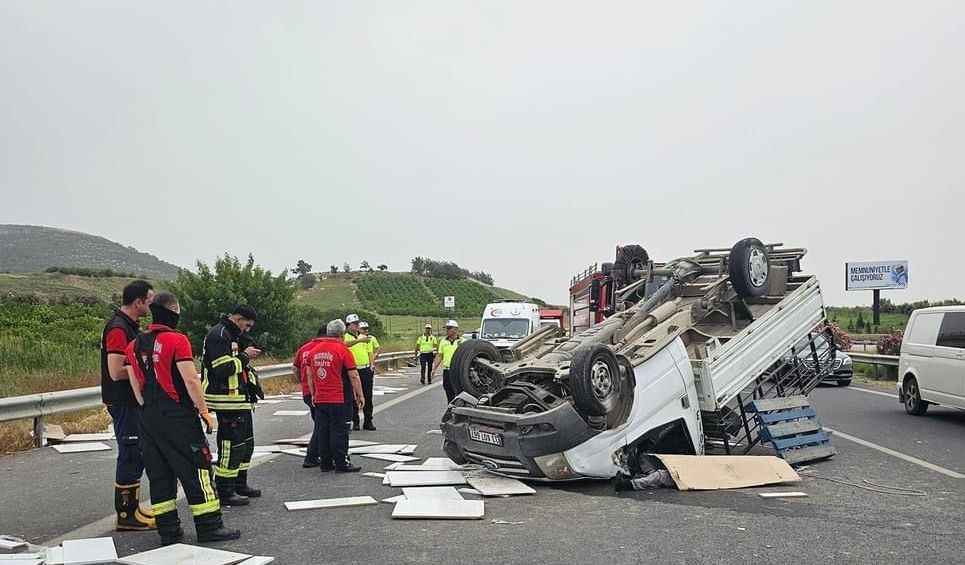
[451,339,503,398]
[569,344,625,417]
[614,244,649,283]
[728,237,770,298]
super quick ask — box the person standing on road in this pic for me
[293,328,326,469]
[361,321,380,369]
[414,324,438,385]
[343,314,375,431]
[309,319,365,473]
[202,305,262,505]
[125,292,240,545]
[432,320,464,403]
[101,279,156,531]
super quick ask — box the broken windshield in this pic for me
[481,318,530,340]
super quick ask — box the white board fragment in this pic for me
[273,410,309,417]
[386,471,467,487]
[0,539,27,551]
[62,537,117,564]
[359,454,420,463]
[348,444,411,454]
[392,499,485,520]
[757,491,808,498]
[362,472,386,478]
[381,495,406,504]
[117,543,251,565]
[385,464,459,472]
[467,476,536,496]
[402,487,464,501]
[279,448,308,458]
[458,488,482,496]
[62,433,115,443]
[423,457,461,469]
[237,558,275,565]
[284,496,378,511]
[348,439,378,448]
[52,442,112,454]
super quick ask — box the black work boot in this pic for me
[197,526,242,543]
[156,512,183,546]
[235,472,261,498]
[334,463,361,473]
[194,512,240,544]
[216,484,250,507]
[115,482,157,531]
[614,473,636,492]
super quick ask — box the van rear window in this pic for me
[906,313,942,346]
[937,312,965,349]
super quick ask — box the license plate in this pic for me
[469,427,503,447]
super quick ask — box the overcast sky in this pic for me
[1,2,961,307]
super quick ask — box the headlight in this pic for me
[534,453,581,480]
[842,357,852,365]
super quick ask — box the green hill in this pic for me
[0,272,156,305]
[0,224,180,280]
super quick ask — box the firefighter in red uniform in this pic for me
[125,293,240,545]
[292,327,326,468]
[307,319,365,472]
[101,279,156,531]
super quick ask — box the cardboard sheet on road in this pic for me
[117,543,251,564]
[654,455,800,491]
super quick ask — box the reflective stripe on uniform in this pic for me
[216,439,238,478]
[153,499,177,515]
[190,499,220,516]
[198,469,217,504]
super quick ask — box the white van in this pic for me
[897,306,965,415]
[479,302,542,349]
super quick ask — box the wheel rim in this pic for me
[590,359,615,400]
[468,357,499,393]
[748,248,769,287]
[905,381,918,410]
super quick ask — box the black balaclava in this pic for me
[150,303,180,330]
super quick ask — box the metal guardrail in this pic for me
[0,350,415,447]
[846,351,900,367]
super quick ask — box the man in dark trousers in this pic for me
[292,328,326,468]
[343,314,375,431]
[202,305,262,505]
[101,279,156,531]
[432,320,464,403]
[125,292,240,545]
[308,319,365,472]
[414,323,437,385]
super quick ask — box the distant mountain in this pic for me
[0,224,181,280]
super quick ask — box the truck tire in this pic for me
[451,339,503,398]
[903,376,929,415]
[614,245,649,283]
[605,355,636,428]
[728,237,770,298]
[569,344,625,417]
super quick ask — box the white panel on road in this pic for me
[401,487,464,501]
[362,472,386,478]
[256,399,286,405]
[284,496,378,511]
[467,476,536,496]
[392,499,484,520]
[272,410,309,417]
[348,440,378,447]
[279,448,307,458]
[758,492,808,498]
[52,443,112,454]
[423,458,461,469]
[386,471,466,487]
[252,445,285,453]
[0,539,27,551]
[0,554,42,561]
[398,445,418,454]
[385,465,463,472]
[117,543,251,565]
[0,559,41,565]
[348,444,411,454]
[381,495,406,504]
[277,437,310,445]
[458,488,482,496]
[359,453,420,463]
[62,537,117,564]
[237,557,275,565]
[61,433,114,443]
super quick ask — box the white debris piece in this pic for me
[348,440,378,448]
[279,448,308,458]
[0,558,42,565]
[386,464,463,472]
[392,499,485,520]
[757,492,809,498]
[117,543,251,565]
[272,410,309,417]
[401,487,464,501]
[423,457,462,469]
[62,537,117,564]
[62,433,115,443]
[362,472,386,478]
[284,496,378,511]
[51,442,112,454]
[0,554,42,561]
[44,547,64,564]
[0,539,28,552]
[276,436,311,445]
[425,430,442,435]
[467,476,536,496]
[348,444,412,454]
[256,399,285,405]
[458,488,482,496]
[386,471,467,487]
[237,558,275,565]
[359,454,420,463]
[398,445,418,454]
[381,495,406,504]
[252,445,285,453]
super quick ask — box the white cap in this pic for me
[424,323,432,328]
[445,320,459,328]
[345,314,360,324]
[359,321,370,329]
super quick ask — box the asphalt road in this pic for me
[1,369,963,565]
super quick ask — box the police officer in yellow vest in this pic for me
[431,320,464,403]
[344,314,375,431]
[202,305,262,506]
[414,323,438,385]
[360,321,380,368]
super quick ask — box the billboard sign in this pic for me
[845,260,908,291]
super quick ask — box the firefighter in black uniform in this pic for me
[125,292,240,545]
[101,279,156,531]
[202,305,263,505]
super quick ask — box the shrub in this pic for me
[877,330,903,355]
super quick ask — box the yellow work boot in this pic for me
[114,482,157,531]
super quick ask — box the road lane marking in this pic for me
[846,386,898,399]
[825,426,965,479]
[43,374,440,546]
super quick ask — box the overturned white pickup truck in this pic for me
[441,238,835,480]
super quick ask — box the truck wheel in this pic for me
[903,377,929,415]
[728,237,770,298]
[614,245,649,283]
[452,339,503,398]
[570,344,625,417]
[605,355,635,428]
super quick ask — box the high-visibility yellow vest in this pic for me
[366,335,380,356]
[438,337,463,369]
[344,332,371,367]
[416,334,438,353]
